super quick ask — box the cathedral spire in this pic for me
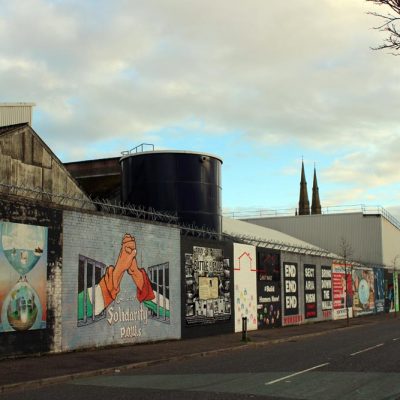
[311,165,321,215]
[298,160,310,215]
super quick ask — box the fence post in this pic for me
[241,317,248,342]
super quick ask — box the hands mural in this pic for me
[78,233,170,334]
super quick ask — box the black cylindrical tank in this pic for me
[120,151,222,233]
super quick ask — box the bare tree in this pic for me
[338,237,354,326]
[367,0,400,54]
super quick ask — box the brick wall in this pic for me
[62,210,181,351]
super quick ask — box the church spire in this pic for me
[311,165,321,215]
[298,160,310,215]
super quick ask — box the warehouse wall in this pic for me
[247,213,383,266]
[381,218,400,268]
[0,124,93,210]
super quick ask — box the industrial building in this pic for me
[242,209,400,269]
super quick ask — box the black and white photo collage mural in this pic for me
[184,246,231,325]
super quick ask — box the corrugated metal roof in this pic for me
[222,216,338,258]
[0,104,35,127]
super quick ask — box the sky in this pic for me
[1,0,400,218]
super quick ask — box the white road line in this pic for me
[265,363,330,386]
[350,343,384,356]
[393,338,400,341]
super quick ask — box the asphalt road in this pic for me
[4,318,400,400]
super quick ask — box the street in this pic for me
[4,317,400,400]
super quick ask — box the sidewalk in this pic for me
[0,313,395,393]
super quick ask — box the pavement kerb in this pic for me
[0,316,386,395]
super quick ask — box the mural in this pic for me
[257,251,281,328]
[304,264,317,319]
[77,233,170,339]
[332,262,353,320]
[352,267,375,317]
[374,267,384,313]
[0,222,47,332]
[283,262,299,318]
[184,246,231,325]
[321,265,332,313]
[233,243,257,332]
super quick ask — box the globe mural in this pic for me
[358,279,370,305]
[3,281,42,331]
[0,222,47,332]
[1,222,45,276]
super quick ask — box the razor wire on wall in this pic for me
[0,181,337,257]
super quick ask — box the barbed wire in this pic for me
[223,231,335,258]
[0,182,179,224]
[0,181,342,257]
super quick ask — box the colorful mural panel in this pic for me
[304,264,317,319]
[256,251,281,328]
[185,246,231,325]
[62,211,180,351]
[332,263,353,320]
[0,222,48,332]
[352,267,375,316]
[77,234,171,339]
[233,243,257,332]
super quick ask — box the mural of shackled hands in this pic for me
[99,234,154,309]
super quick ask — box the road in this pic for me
[4,318,400,400]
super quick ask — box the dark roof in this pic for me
[0,123,28,136]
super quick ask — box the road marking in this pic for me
[350,343,384,356]
[265,363,330,386]
[393,338,400,341]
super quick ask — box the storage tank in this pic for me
[120,150,222,233]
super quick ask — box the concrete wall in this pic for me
[0,197,62,357]
[0,124,93,210]
[280,252,333,326]
[62,211,181,352]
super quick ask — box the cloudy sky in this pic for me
[1,0,400,217]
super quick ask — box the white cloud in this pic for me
[1,0,400,210]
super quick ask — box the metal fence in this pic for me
[223,204,400,231]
